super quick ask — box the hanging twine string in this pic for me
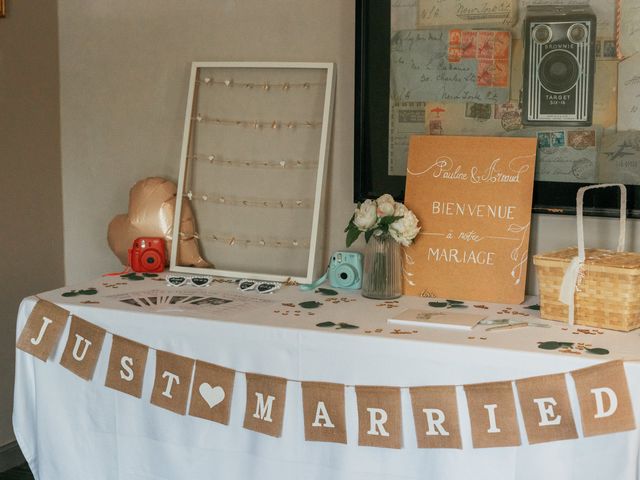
[616,0,623,59]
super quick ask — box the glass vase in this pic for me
[361,232,402,299]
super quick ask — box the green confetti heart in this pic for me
[62,290,79,297]
[337,323,359,329]
[316,321,336,328]
[316,288,338,296]
[299,301,322,309]
[428,301,448,308]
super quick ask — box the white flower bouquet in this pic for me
[345,194,420,247]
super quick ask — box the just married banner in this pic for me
[17,299,637,449]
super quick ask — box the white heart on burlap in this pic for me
[199,383,225,409]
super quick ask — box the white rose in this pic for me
[353,199,378,231]
[389,209,421,246]
[393,202,407,217]
[376,193,396,218]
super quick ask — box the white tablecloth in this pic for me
[13,276,640,480]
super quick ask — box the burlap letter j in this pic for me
[17,300,69,361]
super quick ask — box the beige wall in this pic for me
[58,0,357,283]
[0,1,65,446]
[58,0,640,292]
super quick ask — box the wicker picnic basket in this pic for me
[533,184,640,332]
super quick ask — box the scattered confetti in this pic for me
[390,329,415,335]
[537,340,609,355]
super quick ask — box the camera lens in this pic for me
[538,50,580,93]
[532,24,552,44]
[141,249,162,270]
[335,264,356,287]
[568,23,587,43]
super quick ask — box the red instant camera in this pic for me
[128,237,166,273]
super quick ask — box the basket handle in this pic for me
[560,183,627,326]
[576,183,627,261]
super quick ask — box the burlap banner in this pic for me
[302,381,347,444]
[59,315,106,380]
[189,360,236,425]
[16,299,69,361]
[409,385,462,449]
[464,381,521,448]
[516,373,577,444]
[14,299,640,450]
[150,350,195,415]
[571,360,636,437]
[355,386,403,449]
[243,373,288,437]
[105,335,149,399]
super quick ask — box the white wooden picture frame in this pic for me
[170,62,335,283]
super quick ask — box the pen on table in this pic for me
[485,322,529,332]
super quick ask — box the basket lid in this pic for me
[534,247,640,272]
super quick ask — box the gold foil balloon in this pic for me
[107,177,210,268]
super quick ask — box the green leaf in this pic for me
[364,229,374,243]
[538,341,562,350]
[525,304,541,310]
[128,275,145,281]
[316,321,336,328]
[446,299,465,304]
[62,290,79,297]
[79,288,98,295]
[379,215,403,226]
[344,213,356,233]
[337,322,359,329]
[585,347,609,355]
[346,226,361,248]
[142,273,158,278]
[299,301,322,309]
[316,288,338,296]
[447,304,468,309]
[428,301,448,308]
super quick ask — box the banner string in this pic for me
[34,295,640,389]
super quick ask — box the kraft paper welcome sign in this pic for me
[404,135,537,304]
